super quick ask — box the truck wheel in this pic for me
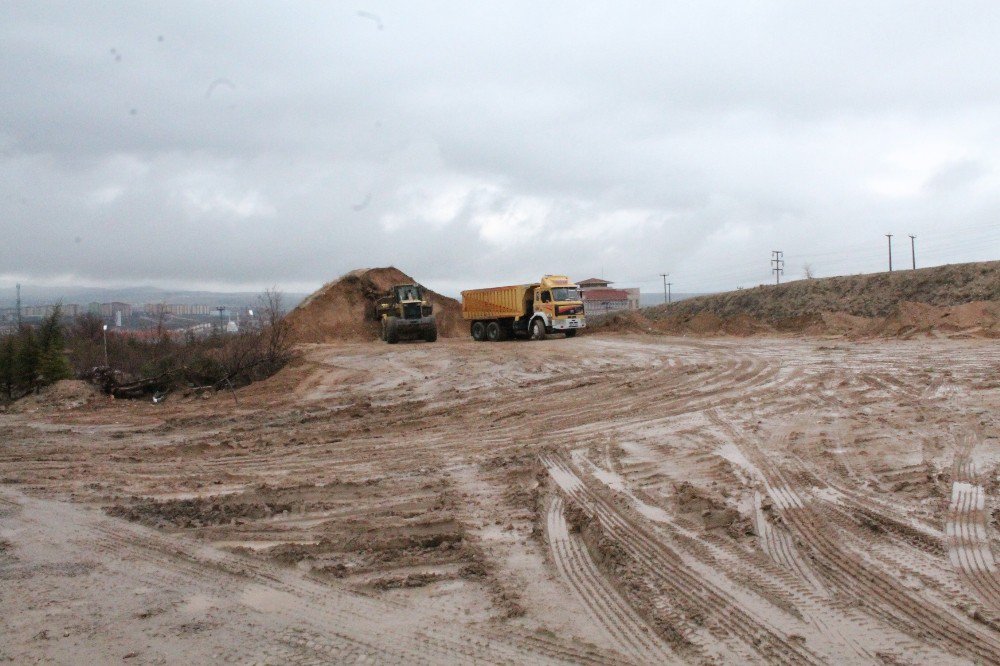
[530,318,546,341]
[386,319,400,344]
[471,321,486,341]
[564,329,577,338]
[486,321,502,342]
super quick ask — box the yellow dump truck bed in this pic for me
[461,284,532,320]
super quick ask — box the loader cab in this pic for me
[395,284,423,303]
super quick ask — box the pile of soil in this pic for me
[641,261,1000,338]
[285,267,463,342]
[9,380,100,413]
[584,311,661,335]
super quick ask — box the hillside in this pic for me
[633,261,1000,337]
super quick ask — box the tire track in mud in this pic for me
[571,447,887,664]
[752,490,826,592]
[6,490,623,666]
[948,433,1000,617]
[541,454,824,665]
[545,496,680,664]
[708,410,1000,664]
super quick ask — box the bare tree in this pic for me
[259,288,293,371]
[803,263,815,279]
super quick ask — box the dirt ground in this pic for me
[2,333,1000,664]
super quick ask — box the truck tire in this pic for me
[471,321,487,341]
[386,319,400,344]
[486,321,502,342]
[530,318,546,341]
[564,329,577,338]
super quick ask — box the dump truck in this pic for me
[461,275,585,341]
[374,283,437,344]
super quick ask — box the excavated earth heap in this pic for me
[286,267,463,342]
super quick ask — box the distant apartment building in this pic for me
[143,303,215,316]
[100,302,132,318]
[18,303,80,318]
[576,278,640,313]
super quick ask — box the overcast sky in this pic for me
[2,2,999,297]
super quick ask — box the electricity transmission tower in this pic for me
[771,251,784,285]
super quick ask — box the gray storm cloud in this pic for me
[1,1,998,296]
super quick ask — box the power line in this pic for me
[628,222,996,293]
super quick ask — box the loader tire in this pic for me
[424,326,437,342]
[386,319,400,344]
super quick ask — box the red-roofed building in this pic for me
[577,278,640,313]
[581,287,630,314]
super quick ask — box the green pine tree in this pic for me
[36,305,72,386]
[0,335,14,400]
[15,327,40,395]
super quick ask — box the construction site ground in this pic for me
[2,334,1000,664]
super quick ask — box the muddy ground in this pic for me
[2,334,999,664]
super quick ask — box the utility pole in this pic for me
[886,234,893,272]
[771,251,784,285]
[667,282,672,304]
[660,273,669,304]
[15,284,21,329]
[909,235,916,270]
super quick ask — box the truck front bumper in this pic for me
[551,317,585,331]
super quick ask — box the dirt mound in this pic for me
[585,310,662,335]
[646,261,1000,338]
[9,380,100,413]
[286,267,463,342]
[887,300,1000,337]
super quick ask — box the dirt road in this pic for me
[2,334,999,664]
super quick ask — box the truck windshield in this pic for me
[551,288,581,302]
